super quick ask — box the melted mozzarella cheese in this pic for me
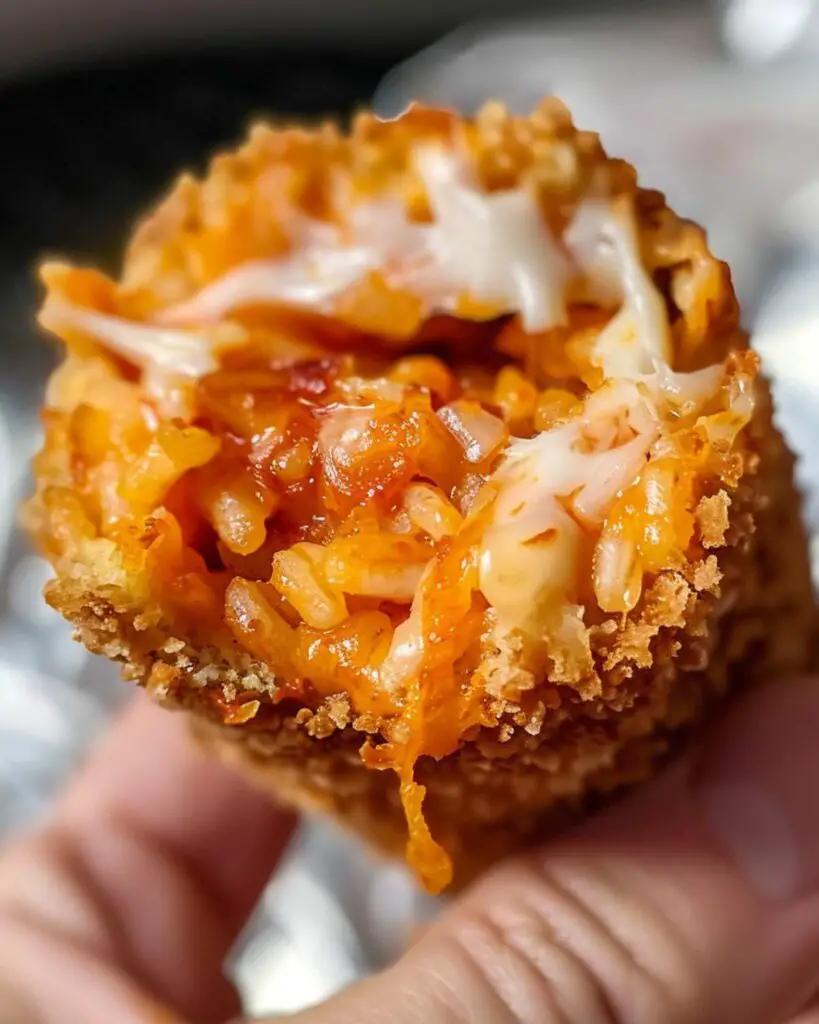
[412,147,570,330]
[565,197,672,377]
[159,237,379,326]
[359,176,720,676]
[40,302,245,378]
[157,147,570,333]
[44,144,730,679]
[640,362,724,412]
[157,164,670,385]
[479,381,660,632]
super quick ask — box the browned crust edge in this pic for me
[42,383,818,888]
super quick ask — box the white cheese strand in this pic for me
[413,147,570,330]
[479,381,660,632]
[565,197,672,377]
[640,361,725,413]
[158,243,378,325]
[40,301,245,378]
[156,147,571,333]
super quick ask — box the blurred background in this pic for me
[2,0,819,1016]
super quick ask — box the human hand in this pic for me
[3,678,819,1024]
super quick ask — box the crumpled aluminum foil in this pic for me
[3,6,819,1017]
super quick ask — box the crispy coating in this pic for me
[40,381,816,888]
[26,99,818,891]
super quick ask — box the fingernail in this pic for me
[696,677,819,902]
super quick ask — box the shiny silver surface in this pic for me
[718,0,819,64]
[3,8,819,1017]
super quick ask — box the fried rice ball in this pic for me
[25,100,817,893]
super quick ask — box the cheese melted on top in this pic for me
[43,146,726,665]
[150,147,570,334]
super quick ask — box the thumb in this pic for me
[257,677,819,1024]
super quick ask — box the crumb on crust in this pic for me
[37,385,817,888]
[25,100,819,889]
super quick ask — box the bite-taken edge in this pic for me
[25,100,818,894]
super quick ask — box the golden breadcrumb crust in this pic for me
[39,379,814,887]
[26,99,818,889]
